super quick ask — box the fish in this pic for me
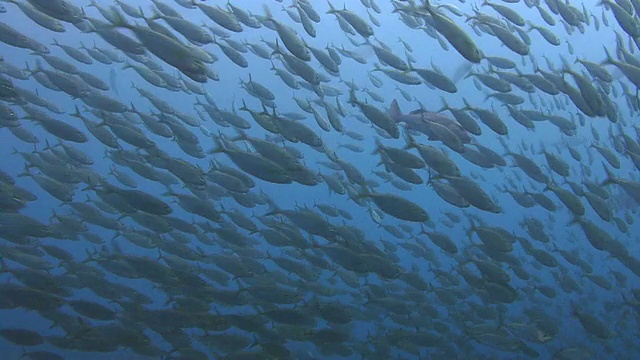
[389,99,471,144]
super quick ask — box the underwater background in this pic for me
[0,0,639,359]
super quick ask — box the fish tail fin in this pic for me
[567,216,582,227]
[270,38,281,58]
[238,99,249,112]
[405,52,415,68]
[418,224,429,237]
[371,137,383,155]
[347,84,358,106]
[356,187,371,201]
[326,0,336,13]
[263,3,273,19]
[207,136,226,155]
[229,128,248,142]
[601,45,615,66]
[17,164,31,178]
[465,217,477,240]
[263,204,281,217]
[42,139,54,152]
[600,162,618,186]
[389,99,402,121]
[70,105,83,120]
[148,7,162,21]
[461,98,472,110]
[403,130,416,150]
[110,7,130,28]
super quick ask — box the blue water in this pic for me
[0,1,639,359]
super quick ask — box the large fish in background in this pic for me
[389,99,472,144]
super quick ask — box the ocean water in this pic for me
[0,0,639,359]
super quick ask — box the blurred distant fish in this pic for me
[110,67,118,95]
[452,62,473,84]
